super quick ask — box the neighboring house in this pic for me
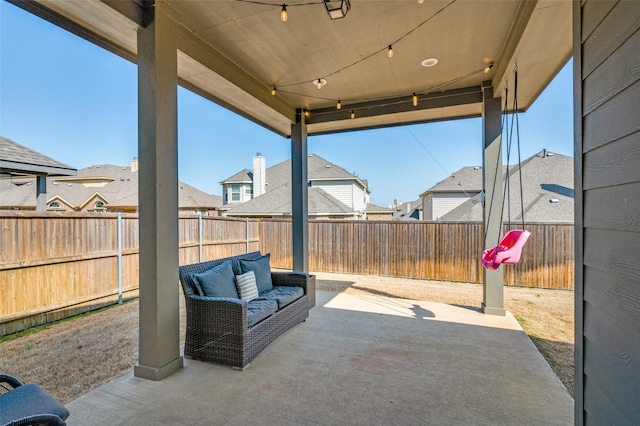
[419,150,574,223]
[366,203,393,221]
[0,158,222,215]
[0,136,77,211]
[222,154,375,219]
[392,199,423,221]
[420,166,484,221]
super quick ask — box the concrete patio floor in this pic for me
[66,291,573,425]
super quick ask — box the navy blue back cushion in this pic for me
[239,253,273,293]
[191,261,238,298]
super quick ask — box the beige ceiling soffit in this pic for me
[306,86,483,125]
[176,26,295,123]
[100,0,145,28]
[492,0,538,96]
[13,0,139,62]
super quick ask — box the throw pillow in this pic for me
[239,253,273,293]
[191,261,238,298]
[236,271,259,301]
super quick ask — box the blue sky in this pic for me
[0,2,573,207]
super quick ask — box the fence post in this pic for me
[246,217,250,253]
[198,214,203,262]
[117,213,123,304]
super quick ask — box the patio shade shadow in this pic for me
[66,291,573,426]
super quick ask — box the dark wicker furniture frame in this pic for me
[179,252,315,369]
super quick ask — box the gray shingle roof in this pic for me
[392,199,423,221]
[366,202,392,213]
[225,184,354,217]
[440,151,574,222]
[0,162,222,209]
[219,168,252,184]
[0,136,76,176]
[221,154,368,192]
[420,166,484,195]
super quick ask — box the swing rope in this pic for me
[484,66,527,251]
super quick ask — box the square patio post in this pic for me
[291,108,308,273]
[481,81,505,316]
[134,0,183,380]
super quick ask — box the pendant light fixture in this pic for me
[336,100,342,110]
[412,93,418,107]
[387,45,394,58]
[280,4,288,22]
[323,0,350,20]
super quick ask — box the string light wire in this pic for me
[275,0,457,88]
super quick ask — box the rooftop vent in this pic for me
[550,198,559,203]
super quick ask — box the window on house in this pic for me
[245,186,253,197]
[231,185,240,201]
[48,201,61,210]
[93,201,106,213]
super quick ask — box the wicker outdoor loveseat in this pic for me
[179,251,315,369]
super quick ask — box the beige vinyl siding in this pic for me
[432,193,476,220]
[312,180,366,211]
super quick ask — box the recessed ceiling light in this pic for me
[421,58,438,67]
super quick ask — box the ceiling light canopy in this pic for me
[323,0,351,20]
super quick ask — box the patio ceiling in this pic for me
[14,0,571,137]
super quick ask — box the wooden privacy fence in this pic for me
[0,212,259,336]
[1,213,573,336]
[261,220,575,290]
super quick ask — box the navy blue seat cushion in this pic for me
[0,383,70,424]
[246,299,278,327]
[191,261,239,298]
[238,254,273,294]
[258,286,304,309]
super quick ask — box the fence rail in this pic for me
[1,212,574,336]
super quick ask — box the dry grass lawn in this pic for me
[0,271,574,404]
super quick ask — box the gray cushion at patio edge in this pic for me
[0,383,70,424]
[191,261,239,298]
[247,299,278,327]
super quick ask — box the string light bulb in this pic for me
[484,63,494,74]
[412,93,418,107]
[316,78,323,89]
[271,87,276,96]
[417,0,424,3]
[304,110,310,118]
[280,4,288,22]
[350,110,355,119]
[387,45,393,58]
[336,100,342,110]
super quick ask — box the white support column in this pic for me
[291,109,308,273]
[481,81,505,316]
[134,0,183,380]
